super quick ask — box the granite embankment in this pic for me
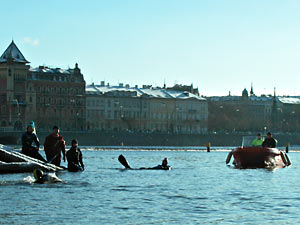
[1,131,300,147]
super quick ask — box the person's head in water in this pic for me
[162,158,168,167]
[33,169,43,181]
[52,126,59,135]
[256,133,262,140]
[71,139,78,148]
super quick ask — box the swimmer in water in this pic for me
[33,169,62,184]
[118,155,171,170]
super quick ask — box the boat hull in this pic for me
[0,144,63,173]
[229,147,290,169]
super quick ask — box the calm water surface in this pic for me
[1,149,300,224]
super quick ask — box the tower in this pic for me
[250,83,254,96]
[0,41,30,130]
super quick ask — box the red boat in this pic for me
[226,147,291,169]
[225,136,291,169]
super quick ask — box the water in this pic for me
[1,149,300,224]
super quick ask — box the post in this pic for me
[206,142,211,152]
[286,142,289,153]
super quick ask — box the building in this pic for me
[28,64,86,131]
[86,82,208,134]
[0,41,86,131]
[207,86,300,133]
[0,41,29,130]
[166,83,200,96]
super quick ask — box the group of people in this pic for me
[21,122,84,172]
[251,132,278,148]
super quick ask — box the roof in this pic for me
[30,66,74,74]
[278,97,300,104]
[208,95,273,102]
[0,41,29,63]
[86,84,206,101]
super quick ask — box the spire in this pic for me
[0,41,29,63]
[274,87,276,97]
[250,83,254,95]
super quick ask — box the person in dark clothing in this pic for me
[66,139,84,172]
[21,123,47,162]
[44,126,66,167]
[118,155,171,170]
[262,132,277,148]
[140,157,171,170]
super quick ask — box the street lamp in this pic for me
[76,112,79,131]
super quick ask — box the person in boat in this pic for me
[66,139,84,172]
[44,126,66,167]
[33,169,61,184]
[251,133,264,147]
[118,155,171,170]
[262,132,277,148]
[21,122,47,162]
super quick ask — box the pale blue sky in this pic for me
[1,0,300,96]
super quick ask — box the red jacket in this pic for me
[44,133,66,163]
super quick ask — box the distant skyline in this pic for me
[1,0,300,96]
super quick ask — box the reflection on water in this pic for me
[0,150,299,224]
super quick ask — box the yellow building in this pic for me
[86,82,208,134]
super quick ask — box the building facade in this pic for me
[0,41,86,131]
[0,41,29,130]
[86,83,208,134]
[206,87,300,133]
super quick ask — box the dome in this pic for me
[242,88,248,97]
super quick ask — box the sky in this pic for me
[1,0,300,96]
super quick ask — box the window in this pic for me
[1,94,5,103]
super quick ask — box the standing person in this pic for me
[44,126,66,167]
[21,122,47,162]
[66,139,84,172]
[262,132,277,148]
[251,133,264,147]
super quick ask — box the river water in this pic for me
[0,149,300,224]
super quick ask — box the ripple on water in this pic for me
[1,150,300,225]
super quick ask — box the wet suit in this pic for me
[66,146,84,172]
[139,165,171,170]
[44,134,66,167]
[118,155,171,170]
[33,169,62,184]
[21,132,46,162]
[262,138,277,148]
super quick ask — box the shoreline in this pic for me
[5,145,300,152]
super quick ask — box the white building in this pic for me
[86,83,208,134]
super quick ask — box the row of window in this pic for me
[87,121,204,134]
[33,86,84,95]
[86,99,148,109]
[36,107,84,116]
[37,97,83,106]
[87,109,204,121]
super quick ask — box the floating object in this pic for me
[0,144,63,174]
[225,136,291,169]
[286,142,289,153]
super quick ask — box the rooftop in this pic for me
[0,41,29,63]
[86,84,206,100]
[30,66,74,75]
